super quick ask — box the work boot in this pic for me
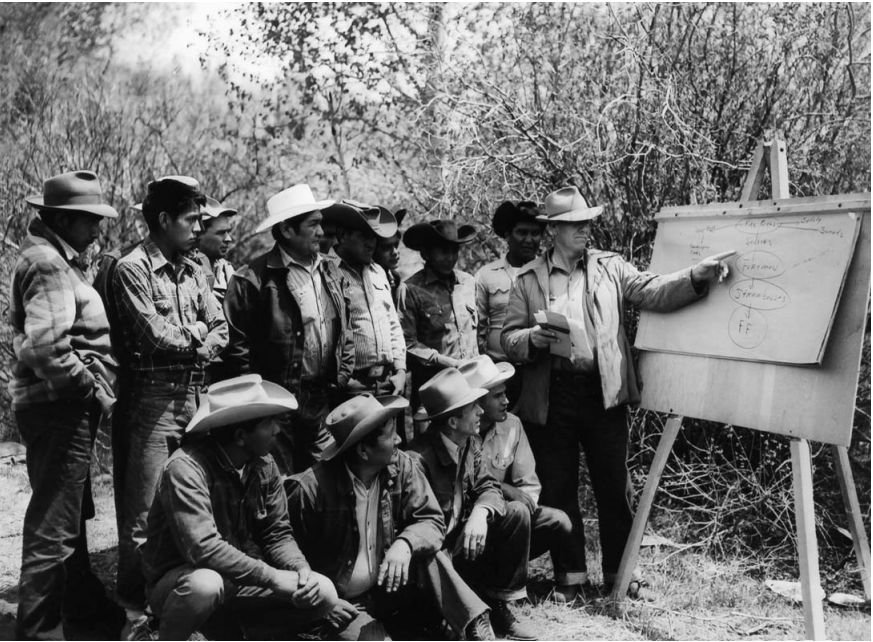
[464,612,495,640]
[486,600,537,641]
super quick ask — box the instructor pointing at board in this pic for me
[501,186,733,603]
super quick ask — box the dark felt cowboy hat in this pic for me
[403,220,477,251]
[538,186,603,223]
[322,394,409,460]
[413,368,488,421]
[131,175,201,212]
[322,199,398,239]
[492,201,544,237]
[186,374,298,435]
[26,170,118,219]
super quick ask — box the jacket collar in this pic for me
[423,265,458,286]
[427,427,468,468]
[327,454,400,496]
[208,439,270,480]
[27,216,79,263]
[143,235,199,274]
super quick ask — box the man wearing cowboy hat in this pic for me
[501,185,734,602]
[398,220,480,419]
[223,183,355,475]
[287,394,496,640]
[141,375,337,640]
[11,170,121,640]
[322,199,407,399]
[372,206,407,305]
[409,368,537,641]
[460,355,573,600]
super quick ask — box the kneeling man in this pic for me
[286,394,496,640]
[142,375,337,640]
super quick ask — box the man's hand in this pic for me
[269,569,300,598]
[459,506,489,561]
[388,369,407,396]
[289,566,321,608]
[529,324,559,350]
[691,250,735,284]
[502,483,536,516]
[326,599,359,629]
[378,539,412,593]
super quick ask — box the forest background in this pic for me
[0,2,869,638]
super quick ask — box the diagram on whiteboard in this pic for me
[635,212,861,365]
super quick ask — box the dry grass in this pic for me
[0,459,869,641]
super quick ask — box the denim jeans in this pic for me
[15,397,101,640]
[272,382,335,476]
[525,370,633,585]
[148,564,337,640]
[449,500,531,602]
[116,373,199,609]
[530,505,573,563]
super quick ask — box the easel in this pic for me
[609,136,871,641]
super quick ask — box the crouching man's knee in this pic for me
[308,572,339,619]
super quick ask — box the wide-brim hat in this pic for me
[186,374,298,435]
[255,184,334,233]
[322,199,398,239]
[413,367,489,421]
[538,186,603,223]
[492,201,544,237]
[202,196,238,220]
[403,220,477,251]
[459,355,515,390]
[322,394,409,460]
[26,170,118,219]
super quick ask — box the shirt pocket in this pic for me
[490,451,515,473]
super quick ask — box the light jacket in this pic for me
[501,248,705,424]
[222,245,354,390]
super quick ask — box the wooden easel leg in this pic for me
[609,414,683,608]
[831,444,872,599]
[790,438,826,640]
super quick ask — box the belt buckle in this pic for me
[367,364,385,379]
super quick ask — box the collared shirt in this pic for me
[112,236,227,373]
[278,247,338,380]
[475,255,521,361]
[398,266,478,369]
[439,433,465,534]
[329,254,405,372]
[479,413,541,505]
[546,251,596,373]
[211,258,235,305]
[344,465,382,598]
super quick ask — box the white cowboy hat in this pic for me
[321,394,409,460]
[202,196,238,220]
[413,367,489,421]
[186,374,298,435]
[459,355,515,390]
[255,184,334,233]
[538,186,603,223]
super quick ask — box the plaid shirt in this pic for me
[112,236,227,373]
[8,217,117,410]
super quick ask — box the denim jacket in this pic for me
[222,245,354,390]
[142,440,307,589]
[285,451,445,588]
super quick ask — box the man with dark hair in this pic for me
[372,207,406,305]
[322,200,406,398]
[142,375,337,640]
[111,175,228,638]
[409,369,536,641]
[223,183,355,475]
[11,170,120,640]
[197,196,238,305]
[287,394,496,640]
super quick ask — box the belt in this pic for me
[352,363,391,381]
[132,368,206,386]
[550,368,599,386]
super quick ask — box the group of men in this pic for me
[9,169,733,641]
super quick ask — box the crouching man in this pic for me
[141,375,337,640]
[410,369,537,641]
[286,394,496,640]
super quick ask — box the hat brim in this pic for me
[26,198,118,219]
[186,380,299,434]
[254,199,335,234]
[322,396,409,460]
[322,202,398,239]
[537,206,603,223]
[480,362,516,389]
[403,224,478,251]
[203,208,238,219]
[413,386,489,421]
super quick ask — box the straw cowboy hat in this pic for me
[403,219,477,251]
[26,170,118,219]
[459,355,515,390]
[321,394,409,460]
[131,175,202,212]
[186,374,298,435]
[202,196,238,220]
[255,184,334,233]
[413,367,489,421]
[322,199,398,238]
[491,201,544,237]
[538,186,603,223]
